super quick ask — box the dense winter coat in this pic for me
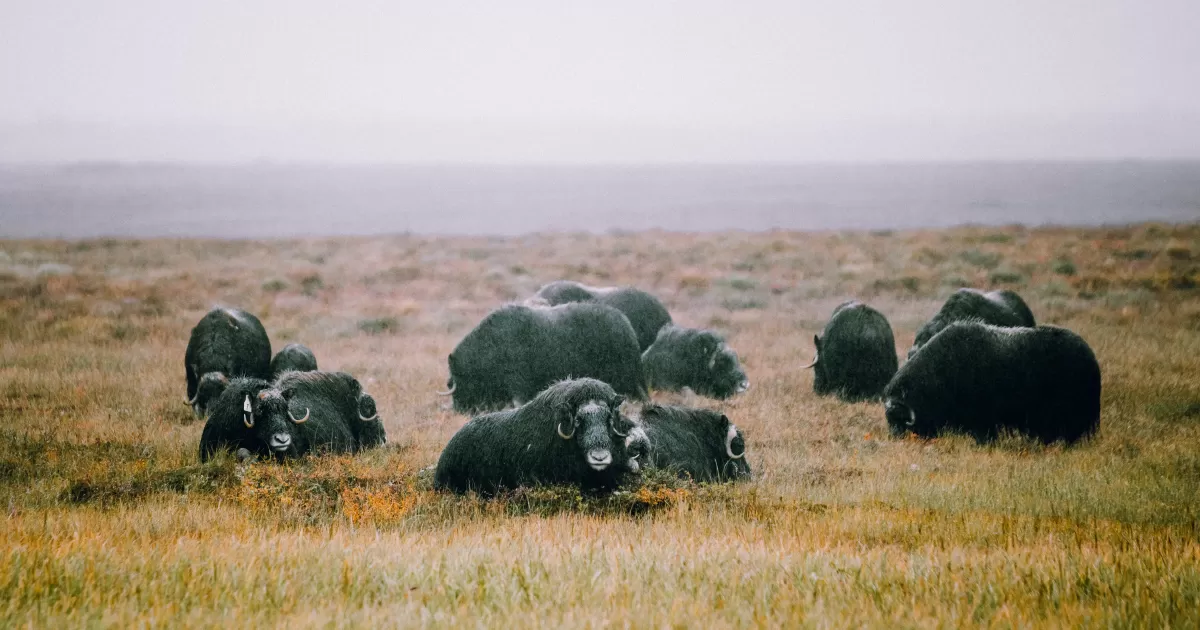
[533,281,673,351]
[443,303,648,414]
[909,289,1035,358]
[623,404,750,482]
[805,301,898,402]
[434,378,636,495]
[198,371,385,461]
[885,322,1101,444]
[270,343,318,378]
[641,326,749,399]
[185,307,272,416]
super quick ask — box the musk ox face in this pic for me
[240,388,314,458]
[191,369,230,416]
[556,396,631,473]
[884,395,922,437]
[442,352,499,414]
[643,327,750,399]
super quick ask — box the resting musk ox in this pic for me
[270,343,318,378]
[198,371,385,461]
[885,322,1101,444]
[641,325,749,399]
[532,281,673,351]
[623,404,750,482]
[441,303,648,414]
[185,307,272,416]
[802,301,898,402]
[434,378,637,495]
[909,288,1035,358]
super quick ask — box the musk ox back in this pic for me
[624,404,750,482]
[641,326,749,399]
[442,302,648,414]
[434,378,637,495]
[885,322,1101,444]
[803,301,898,402]
[909,288,1035,358]
[533,280,673,351]
[185,307,272,416]
[270,343,318,378]
[199,371,385,461]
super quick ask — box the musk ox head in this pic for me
[270,343,318,377]
[642,326,749,399]
[546,387,632,475]
[190,368,230,416]
[623,425,651,474]
[239,387,316,458]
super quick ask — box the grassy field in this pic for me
[2,223,1199,627]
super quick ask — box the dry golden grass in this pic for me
[2,223,1199,627]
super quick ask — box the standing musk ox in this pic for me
[440,302,648,414]
[185,307,272,416]
[641,326,749,399]
[434,378,637,495]
[909,288,1035,358]
[623,404,750,482]
[802,301,898,402]
[198,371,385,461]
[270,343,318,378]
[532,281,673,351]
[885,322,1101,444]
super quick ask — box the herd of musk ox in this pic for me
[188,282,1101,496]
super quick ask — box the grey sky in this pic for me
[1,0,1198,162]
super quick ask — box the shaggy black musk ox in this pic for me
[434,378,637,495]
[441,303,648,414]
[623,404,750,482]
[532,281,673,351]
[909,288,1035,358]
[185,307,272,416]
[641,326,749,399]
[802,301,898,402]
[270,343,318,378]
[885,322,1101,444]
[198,371,385,461]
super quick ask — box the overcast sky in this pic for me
[1,0,1198,162]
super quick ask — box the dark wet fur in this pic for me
[641,325,748,399]
[184,308,272,415]
[534,281,673,352]
[270,343,318,378]
[811,301,898,402]
[628,404,750,482]
[909,289,1035,358]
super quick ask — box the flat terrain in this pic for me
[2,224,1199,627]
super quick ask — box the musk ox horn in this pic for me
[358,410,378,422]
[800,350,819,369]
[242,395,254,429]
[436,380,456,396]
[556,419,576,440]
[725,425,745,460]
[288,407,310,424]
[610,417,629,438]
[186,391,198,406]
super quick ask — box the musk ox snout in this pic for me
[269,432,292,452]
[586,448,614,471]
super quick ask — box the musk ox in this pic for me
[270,343,318,378]
[185,307,272,416]
[802,301,898,402]
[441,302,648,414]
[198,371,385,461]
[532,281,673,351]
[885,322,1101,444]
[434,378,637,495]
[623,404,750,482]
[909,288,1035,358]
[641,325,749,399]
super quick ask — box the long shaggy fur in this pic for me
[270,343,318,378]
[641,325,749,399]
[184,307,272,415]
[446,302,648,414]
[625,404,750,482]
[885,322,1101,444]
[533,280,673,351]
[909,288,1035,358]
[810,301,898,402]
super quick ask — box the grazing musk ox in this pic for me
[270,343,318,378]
[185,307,272,416]
[440,302,648,414]
[640,326,749,399]
[622,404,750,482]
[802,301,898,402]
[885,322,1101,444]
[198,371,385,461]
[434,378,637,495]
[908,288,1035,358]
[532,281,673,352]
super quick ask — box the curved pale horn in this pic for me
[610,414,629,438]
[725,426,745,460]
[800,350,819,369]
[187,392,198,406]
[436,381,456,396]
[358,410,378,422]
[556,419,576,440]
[242,395,254,428]
[288,407,310,424]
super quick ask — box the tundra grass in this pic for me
[1,224,1199,628]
